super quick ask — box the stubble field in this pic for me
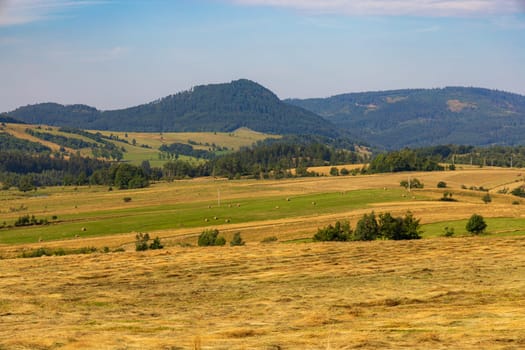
[1,167,525,349]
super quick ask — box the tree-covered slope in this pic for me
[7,80,339,137]
[286,87,525,149]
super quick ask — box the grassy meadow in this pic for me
[1,167,525,349]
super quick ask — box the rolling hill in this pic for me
[6,79,339,137]
[286,87,525,149]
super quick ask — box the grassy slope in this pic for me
[3,123,278,166]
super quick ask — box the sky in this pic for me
[0,0,524,112]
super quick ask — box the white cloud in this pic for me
[0,0,106,27]
[229,0,525,17]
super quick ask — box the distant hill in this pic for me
[6,79,339,137]
[286,87,525,149]
[0,114,24,124]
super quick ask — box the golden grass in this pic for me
[1,237,525,349]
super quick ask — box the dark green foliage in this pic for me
[14,215,48,227]
[368,149,443,173]
[18,175,35,192]
[443,226,455,237]
[0,132,50,153]
[135,232,150,251]
[482,193,492,204]
[313,221,352,242]
[149,237,164,250]
[159,143,214,159]
[0,115,24,124]
[230,232,245,246]
[287,87,525,149]
[111,163,149,189]
[378,212,422,240]
[440,191,457,202]
[466,214,487,234]
[8,80,339,137]
[198,229,226,246]
[354,212,380,241]
[25,128,97,150]
[329,167,339,176]
[123,197,132,202]
[511,186,525,198]
[400,178,424,189]
[437,181,447,188]
[20,246,98,258]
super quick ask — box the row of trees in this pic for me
[313,211,422,242]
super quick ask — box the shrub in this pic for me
[511,186,525,198]
[466,214,487,235]
[198,229,226,246]
[340,168,350,176]
[353,212,379,241]
[123,197,132,202]
[230,232,245,246]
[135,232,150,251]
[400,178,424,189]
[482,193,492,204]
[329,167,339,176]
[437,181,447,188]
[379,211,422,240]
[443,226,455,237]
[149,236,164,250]
[440,191,457,202]
[313,221,351,242]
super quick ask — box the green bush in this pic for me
[482,193,492,204]
[437,181,447,188]
[400,178,424,189]
[443,226,455,237]
[230,232,245,246]
[149,237,164,250]
[198,229,226,246]
[466,214,487,235]
[313,221,351,242]
[353,212,380,241]
[135,232,150,251]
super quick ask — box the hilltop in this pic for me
[6,79,339,137]
[287,87,525,149]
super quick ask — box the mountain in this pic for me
[6,79,339,137]
[286,87,525,149]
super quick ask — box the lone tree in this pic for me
[466,214,487,235]
[230,232,245,246]
[482,193,492,204]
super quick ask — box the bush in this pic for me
[379,211,422,240]
[149,236,164,250]
[230,232,245,246]
[135,232,150,251]
[198,229,226,246]
[340,168,350,176]
[313,221,351,241]
[466,214,487,235]
[353,212,380,241]
[400,178,424,189]
[437,181,447,188]
[123,197,132,202]
[511,186,525,198]
[482,193,492,204]
[440,191,457,202]
[443,226,455,237]
[329,167,339,176]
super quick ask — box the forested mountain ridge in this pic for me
[6,80,339,137]
[286,87,525,149]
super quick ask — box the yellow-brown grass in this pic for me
[1,237,525,349]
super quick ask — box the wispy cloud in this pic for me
[229,0,525,17]
[0,0,106,27]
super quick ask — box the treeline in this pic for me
[365,144,525,175]
[211,137,364,179]
[0,133,51,153]
[159,142,214,160]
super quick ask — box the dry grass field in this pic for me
[1,167,525,349]
[1,237,525,349]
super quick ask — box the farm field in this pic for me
[1,236,525,349]
[0,167,525,349]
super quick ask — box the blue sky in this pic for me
[0,0,524,111]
